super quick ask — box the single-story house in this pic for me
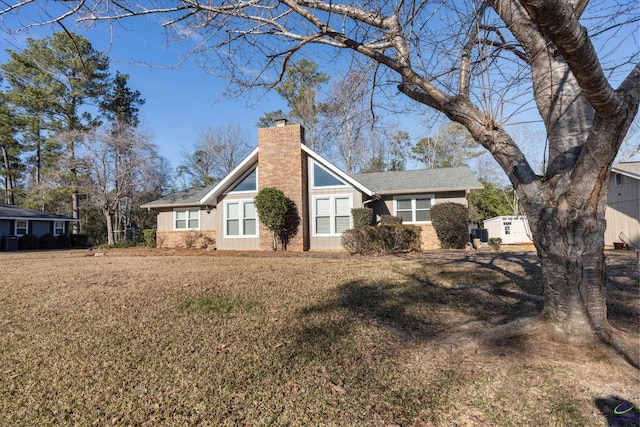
[0,204,77,249]
[483,215,533,245]
[141,120,483,250]
[605,161,639,248]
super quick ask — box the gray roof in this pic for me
[140,185,216,209]
[0,204,77,221]
[351,167,483,194]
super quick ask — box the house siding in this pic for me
[156,207,216,249]
[605,172,639,247]
[215,192,259,250]
[31,221,50,238]
[0,220,9,237]
[309,187,363,250]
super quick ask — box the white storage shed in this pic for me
[483,215,533,245]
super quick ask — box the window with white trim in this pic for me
[54,221,65,236]
[314,195,351,235]
[174,208,200,230]
[229,167,257,193]
[615,173,623,187]
[15,220,27,236]
[312,162,347,188]
[225,200,257,237]
[394,196,433,223]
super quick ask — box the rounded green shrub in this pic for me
[351,207,374,228]
[430,202,469,249]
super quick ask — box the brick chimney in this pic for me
[257,121,309,251]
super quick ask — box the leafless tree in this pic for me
[5,0,638,364]
[79,128,162,245]
[323,71,373,174]
[177,123,253,189]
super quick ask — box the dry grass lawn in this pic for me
[0,248,638,426]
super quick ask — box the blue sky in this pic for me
[0,19,324,169]
[1,8,636,182]
[1,17,431,173]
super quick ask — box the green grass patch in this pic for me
[178,294,261,314]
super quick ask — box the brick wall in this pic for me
[417,224,440,250]
[156,230,216,249]
[257,122,309,251]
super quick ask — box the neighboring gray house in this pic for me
[0,204,77,244]
[141,121,483,250]
[605,162,639,248]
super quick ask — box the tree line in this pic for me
[0,32,170,245]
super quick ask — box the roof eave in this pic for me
[198,146,260,205]
[611,167,640,180]
[374,185,484,195]
[301,144,374,196]
[0,216,78,222]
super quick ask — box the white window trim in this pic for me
[53,221,65,236]
[312,194,353,237]
[615,173,623,187]
[310,160,348,190]
[223,199,258,238]
[393,194,435,224]
[226,166,259,195]
[15,220,28,236]
[173,208,201,230]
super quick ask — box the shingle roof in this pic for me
[350,167,483,194]
[0,204,77,221]
[140,185,217,208]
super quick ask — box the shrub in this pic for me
[55,233,70,249]
[489,237,502,250]
[182,230,203,249]
[18,233,38,250]
[342,224,421,255]
[255,187,295,250]
[380,215,403,225]
[341,227,379,255]
[142,229,157,247]
[39,233,56,250]
[155,233,166,249]
[70,234,89,248]
[430,202,469,249]
[351,207,373,228]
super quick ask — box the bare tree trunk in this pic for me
[103,208,115,246]
[1,145,14,205]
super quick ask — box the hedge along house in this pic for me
[0,204,77,240]
[142,121,483,250]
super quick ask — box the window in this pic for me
[615,173,623,187]
[225,200,257,237]
[54,221,65,236]
[314,195,351,235]
[174,208,200,230]
[312,162,346,188]
[504,221,512,235]
[229,168,257,193]
[15,220,27,236]
[394,196,433,223]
